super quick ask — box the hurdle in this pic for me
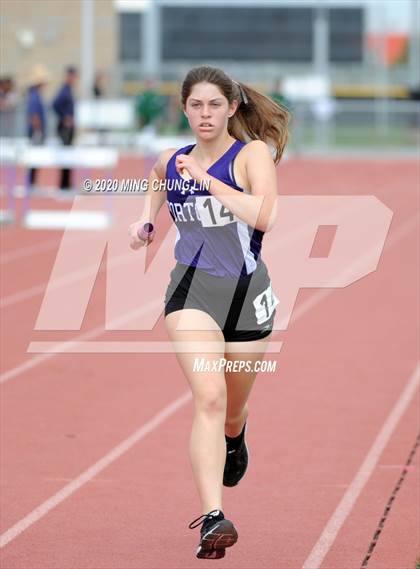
[19,146,119,230]
[0,138,26,225]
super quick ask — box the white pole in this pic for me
[378,2,390,139]
[143,0,160,79]
[409,0,420,86]
[81,0,95,99]
[313,4,329,77]
[313,4,330,149]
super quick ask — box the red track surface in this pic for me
[0,157,419,569]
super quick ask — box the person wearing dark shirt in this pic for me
[52,66,78,190]
[26,64,49,187]
[93,71,105,98]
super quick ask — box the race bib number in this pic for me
[195,196,238,227]
[253,282,279,324]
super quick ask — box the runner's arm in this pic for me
[142,148,176,223]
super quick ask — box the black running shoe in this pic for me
[188,509,238,559]
[223,423,249,487]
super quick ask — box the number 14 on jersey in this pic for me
[195,196,238,227]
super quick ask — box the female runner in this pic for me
[129,66,289,560]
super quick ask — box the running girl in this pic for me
[129,66,289,560]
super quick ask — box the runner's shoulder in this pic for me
[243,139,271,156]
[242,139,275,167]
[154,148,178,178]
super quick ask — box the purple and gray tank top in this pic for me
[165,139,265,279]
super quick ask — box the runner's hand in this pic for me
[128,219,154,250]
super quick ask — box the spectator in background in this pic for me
[270,77,291,111]
[178,105,191,133]
[92,71,108,141]
[0,77,6,135]
[136,78,164,132]
[408,83,420,130]
[0,78,7,108]
[0,76,19,137]
[26,64,50,188]
[52,66,78,190]
[409,83,420,101]
[93,71,105,98]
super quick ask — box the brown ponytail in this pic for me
[181,65,290,164]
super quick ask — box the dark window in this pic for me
[162,7,313,62]
[329,8,364,63]
[119,12,142,61]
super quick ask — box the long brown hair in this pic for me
[181,65,290,164]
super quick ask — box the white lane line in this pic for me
[301,362,420,569]
[0,390,192,548]
[1,237,64,265]
[280,211,419,329]
[0,249,134,309]
[0,297,163,384]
